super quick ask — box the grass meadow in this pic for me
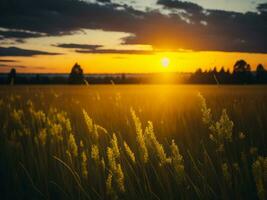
[0,85,266,200]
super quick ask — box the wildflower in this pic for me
[115,164,125,192]
[106,173,115,197]
[96,125,108,135]
[82,109,94,132]
[198,93,212,124]
[65,118,72,133]
[252,158,266,200]
[106,147,125,194]
[33,110,46,125]
[11,109,23,126]
[130,108,148,163]
[91,144,100,164]
[123,141,136,163]
[210,109,234,142]
[81,151,88,178]
[50,123,63,142]
[68,134,78,157]
[107,147,117,172]
[145,121,171,165]
[170,140,184,183]
[111,133,120,159]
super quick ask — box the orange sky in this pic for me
[1,29,266,74]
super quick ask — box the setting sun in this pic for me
[161,57,170,68]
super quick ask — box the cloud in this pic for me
[157,0,203,11]
[123,2,267,53]
[0,47,61,57]
[0,29,45,39]
[0,0,267,53]
[76,49,155,55]
[0,59,17,62]
[55,43,103,50]
[0,64,26,68]
[56,43,154,54]
[0,0,142,36]
[257,3,267,13]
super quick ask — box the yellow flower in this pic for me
[145,121,171,166]
[68,134,78,157]
[130,108,148,163]
[198,93,212,125]
[123,141,136,163]
[252,158,266,200]
[91,144,100,164]
[170,140,184,183]
[81,151,88,178]
[111,133,120,159]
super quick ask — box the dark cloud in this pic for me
[76,49,155,55]
[98,0,111,3]
[157,0,203,11]
[0,59,17,62]
[0,47,61,57]
[0,0,142,36]
[123,2,267,53]
[55,43,103,50]
[257,3,267,13]
[0,64,26,68]
[0,0,267,53]
[0,29,45,39]
[0,64,47,70]
[56,43,153,54]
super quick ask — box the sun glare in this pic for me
[161,57,170,68]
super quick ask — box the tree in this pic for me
[233,59,252,84]
[7,68,16,85]
[68,63,85,84]
[233,60,250,73]
[256,64,267,83]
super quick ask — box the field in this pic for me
[0,85,266,200]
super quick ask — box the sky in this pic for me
[0,0,267,73]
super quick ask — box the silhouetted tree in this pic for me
[233,59,253,84]
[233,60,248,73]
[7,68,16,85]
[256,64,267,83]
[219,67,225,74]
[68,63,85,84]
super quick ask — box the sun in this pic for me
[161,57,170,68]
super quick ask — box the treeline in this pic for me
[189,60,267,84]
[1,60,267,85]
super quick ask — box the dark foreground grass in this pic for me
[0,85,266,200]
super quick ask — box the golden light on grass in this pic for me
[161,57,170,68]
